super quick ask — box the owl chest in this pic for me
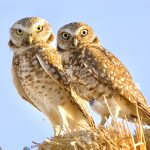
[68,58,98,86]
[15,54,67,108]
[65,60,95,99]
[16,55,40,78]
[68,58,113,100]
[16,55,50,91]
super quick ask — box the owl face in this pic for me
[9,17,55,48]
[57,22,99,51]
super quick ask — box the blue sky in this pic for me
[0,0,150,149]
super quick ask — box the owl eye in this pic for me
[62,32,69,39]
[36,26,43,32]
[16,29,23,35]
[81,29,88,36]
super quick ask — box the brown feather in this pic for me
[12,63,40,110]
[36,45,95,127]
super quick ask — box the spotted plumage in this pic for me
[9,18,95,136]
[57,22,150,125]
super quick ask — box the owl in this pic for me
[57,22,150,125]
[9,18,95,136]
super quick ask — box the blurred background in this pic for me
[0,0,150,149]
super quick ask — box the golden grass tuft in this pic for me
[35,119,150,150]
[34,101,150,150]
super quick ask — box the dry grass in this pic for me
[34,119,150,150]
[32,102,150,150]
[33,101,150,150]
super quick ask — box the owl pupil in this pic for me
[62,33,69,39]
[18,30,22,33]
[38,27,40,30]
[81,30,88,36]
[64,34,68,37]
[83,31,86,34]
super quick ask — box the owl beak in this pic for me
[28,35,33,45]
[73,38,78,47]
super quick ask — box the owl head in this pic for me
[57,22,101,51]
[9,17,55,50]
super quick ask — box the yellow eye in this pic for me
[81,29,88,36]
[16,29,23,35]
[36,26,43,32]
[62,32,69,39]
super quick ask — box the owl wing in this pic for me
[12,64,40,110]
[82,45,150,116]
[36,46,95,127]
[101,47,148,105]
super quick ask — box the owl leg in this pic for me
[109,106,121,125]
[103,95,121,125]
[100,114,109,126]
[45,110,63,136]
[52,111,69,136]
[57,106,70,134]
[89,99,109,126]
[53,125,62,136]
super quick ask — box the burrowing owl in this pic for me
[57,22,150,125]
[9,18,95,136]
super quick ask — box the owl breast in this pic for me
[14,50,69,113]
[67,56,114,101]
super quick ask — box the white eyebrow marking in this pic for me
[12,19,48,34]
[33,19,46,27]
[60,26,87,36]
[60,29,74,36]
[74,26,86,35]
[12,24,29,32]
